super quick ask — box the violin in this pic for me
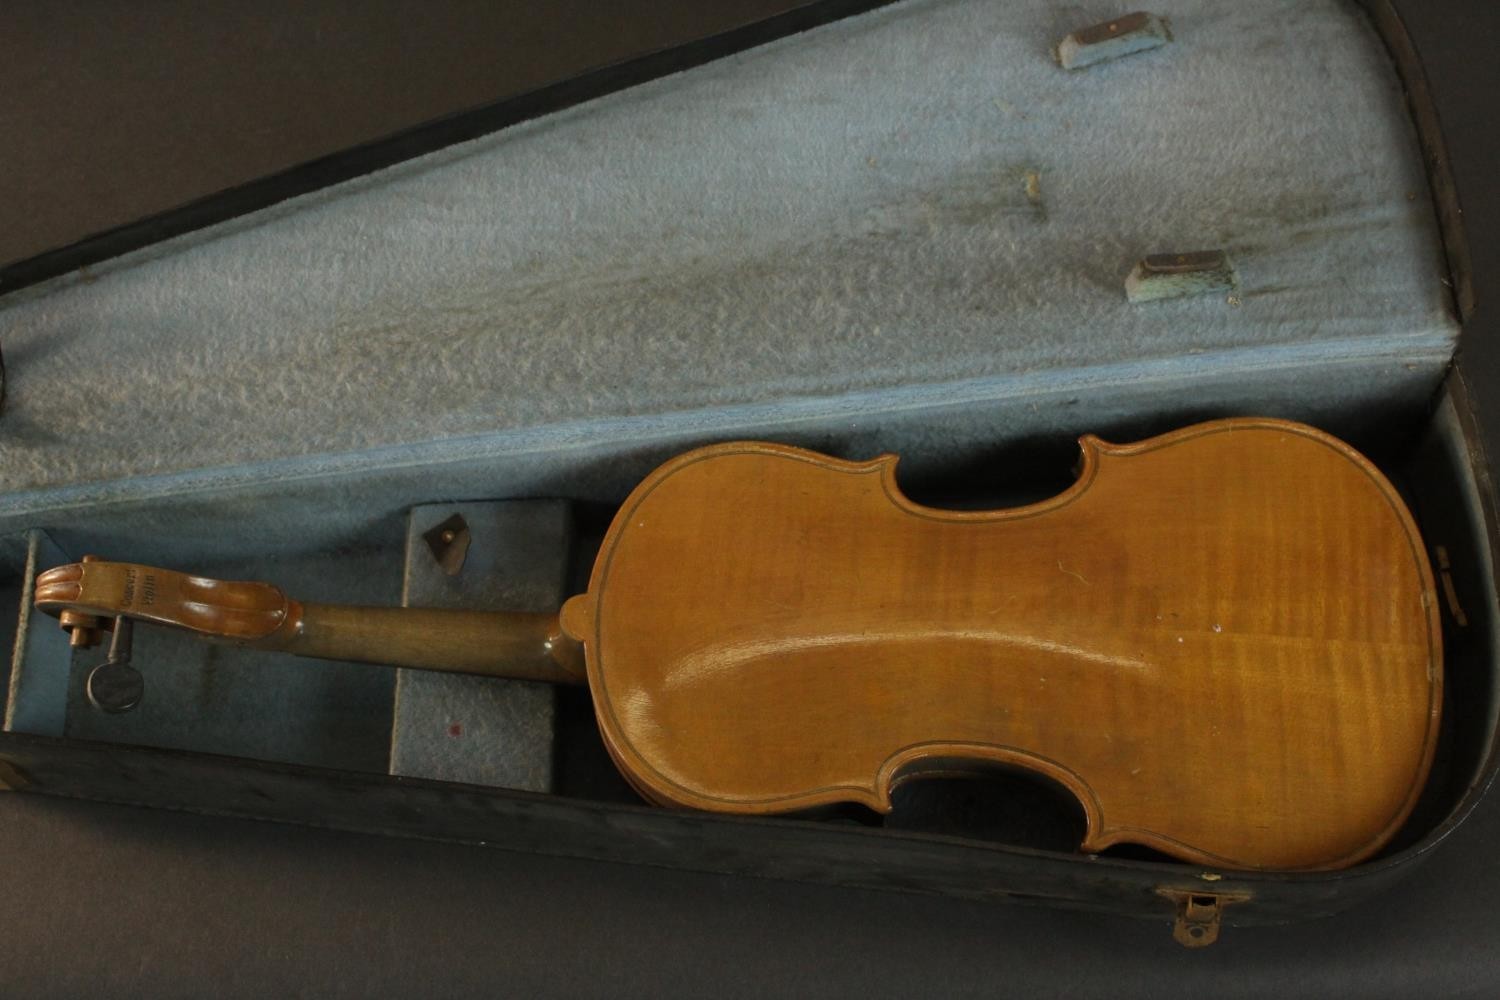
[33,418,1441,872]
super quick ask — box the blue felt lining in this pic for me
[0,0,1460,768]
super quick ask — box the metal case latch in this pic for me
[1156,888,1250,947]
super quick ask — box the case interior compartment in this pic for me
[1,388,1493,869]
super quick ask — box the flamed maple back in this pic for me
[559,419,1441,871]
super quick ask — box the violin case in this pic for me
[0,0,1488,944]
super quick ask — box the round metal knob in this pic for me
[86,662,144,714]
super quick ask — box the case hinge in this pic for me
[1156,887,1250,947]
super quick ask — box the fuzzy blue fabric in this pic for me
[0,0,1459,764]
[0,0,1453,561]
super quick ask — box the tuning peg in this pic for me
[86,617,144,714]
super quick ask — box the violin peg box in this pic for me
[0,0,1489,944]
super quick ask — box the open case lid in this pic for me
[0,0,1458,563]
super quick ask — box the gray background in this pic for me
[0,0,1497,996]
[0,0,806,273]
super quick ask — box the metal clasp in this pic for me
[1156,887,1250,947]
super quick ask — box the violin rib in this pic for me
[560,418,1441,871]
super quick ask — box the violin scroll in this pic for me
[34,556,298,647]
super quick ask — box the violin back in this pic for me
[559,419,1441,871]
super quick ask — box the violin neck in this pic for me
[31,558,588,686]
[265,603,587,686]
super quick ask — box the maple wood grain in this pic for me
[561,419,1441,871]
